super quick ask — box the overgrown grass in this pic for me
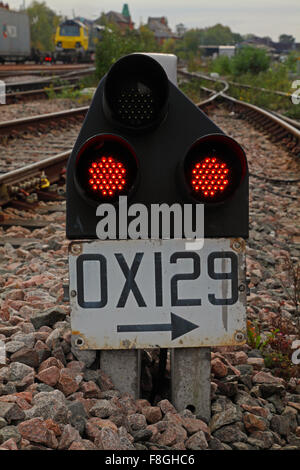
[45,74,98,105]
[247,255,300,380]
[179,79,207,103]
[195,50,300,119]
[226,66,300,119]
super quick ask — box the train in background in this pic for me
[1,6,30,63]
[0,6,103,64]
[54,19,104,63]
[0,5,53,63]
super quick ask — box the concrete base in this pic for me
[171,347,211,422]
[100,350,141,399]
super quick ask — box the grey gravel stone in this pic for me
[30,307,67,330]
[45,329,61,350]
[231,442,253,450]
[248,349,263,358]
[89,399,120,419]
[71,347,96,368]
[11,333,35,349]
[213,424,248,443]
[209,437,228,450]
[0,418,7,430]
[185,430,208,450]
[127,413,147,431]
[0,402,25,424]
[0,425,21,445]
[67,401,88,436]
[25,390,70,424]
[0,383,17,396]
[132,429,153,442]
[36,384,55,393]
[270,415,290,437]
[267,395,285,414]
[5,341,26,354]
[210,405,242,432]
[9,362,34,382]
[235,364,254,375]
[259,384,286,398]
[10,347,40,368]
[235,391,260,407]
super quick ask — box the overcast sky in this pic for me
[9,0,300,41]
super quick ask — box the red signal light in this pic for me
[191,157,230,199]
[74,134,139,205]
[87,156,127,198]
[182,134,247,204]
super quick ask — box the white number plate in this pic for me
[69,238,246,349]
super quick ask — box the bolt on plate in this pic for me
[69,242,82,255]
[230,238,245,253]
[234,331,245,342]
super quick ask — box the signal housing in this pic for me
[66,53,248,240]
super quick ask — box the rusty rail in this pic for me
[179,69,300,151]
[5,67,95,93]
[0,150,71,206]
[0,106,88,137]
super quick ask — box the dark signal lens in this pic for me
[74,135,138,205]
[183,134,247,204]
[103,54,169,131]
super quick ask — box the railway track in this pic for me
[0,63,94,79]
[3,67,95,104]
[1,73,299,210]
[0,69,299,452]
[0,105,87,206]
[0,106,88,140]
[179,69,300,156]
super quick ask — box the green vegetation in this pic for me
[196,47,300,119]
[26,1,60,51]
[247,256,300,380]
[27,0,298,121]
[178,79,205,103]
[232,46,270,75]
[210,46,270,76]
[95,26,159,79]
[45,76,96,105]
[247,320,279,351]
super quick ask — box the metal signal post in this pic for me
[66,53,248,420]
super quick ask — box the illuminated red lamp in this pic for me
[87,156,127,198]
[74,134,139,205]
[191,157,230,199]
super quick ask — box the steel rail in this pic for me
[219,93,300,140]
[5,67,95,93]
[198,83,300,133]
[0,150,71,206]
[268,110,300,130]
[0,106,89,136]
[5,84,79,104]
[179,69,300,142]
[178,68,293,98]
[0,63,93,77]
[226,80,291,97]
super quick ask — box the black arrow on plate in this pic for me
[117,313,199,340]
